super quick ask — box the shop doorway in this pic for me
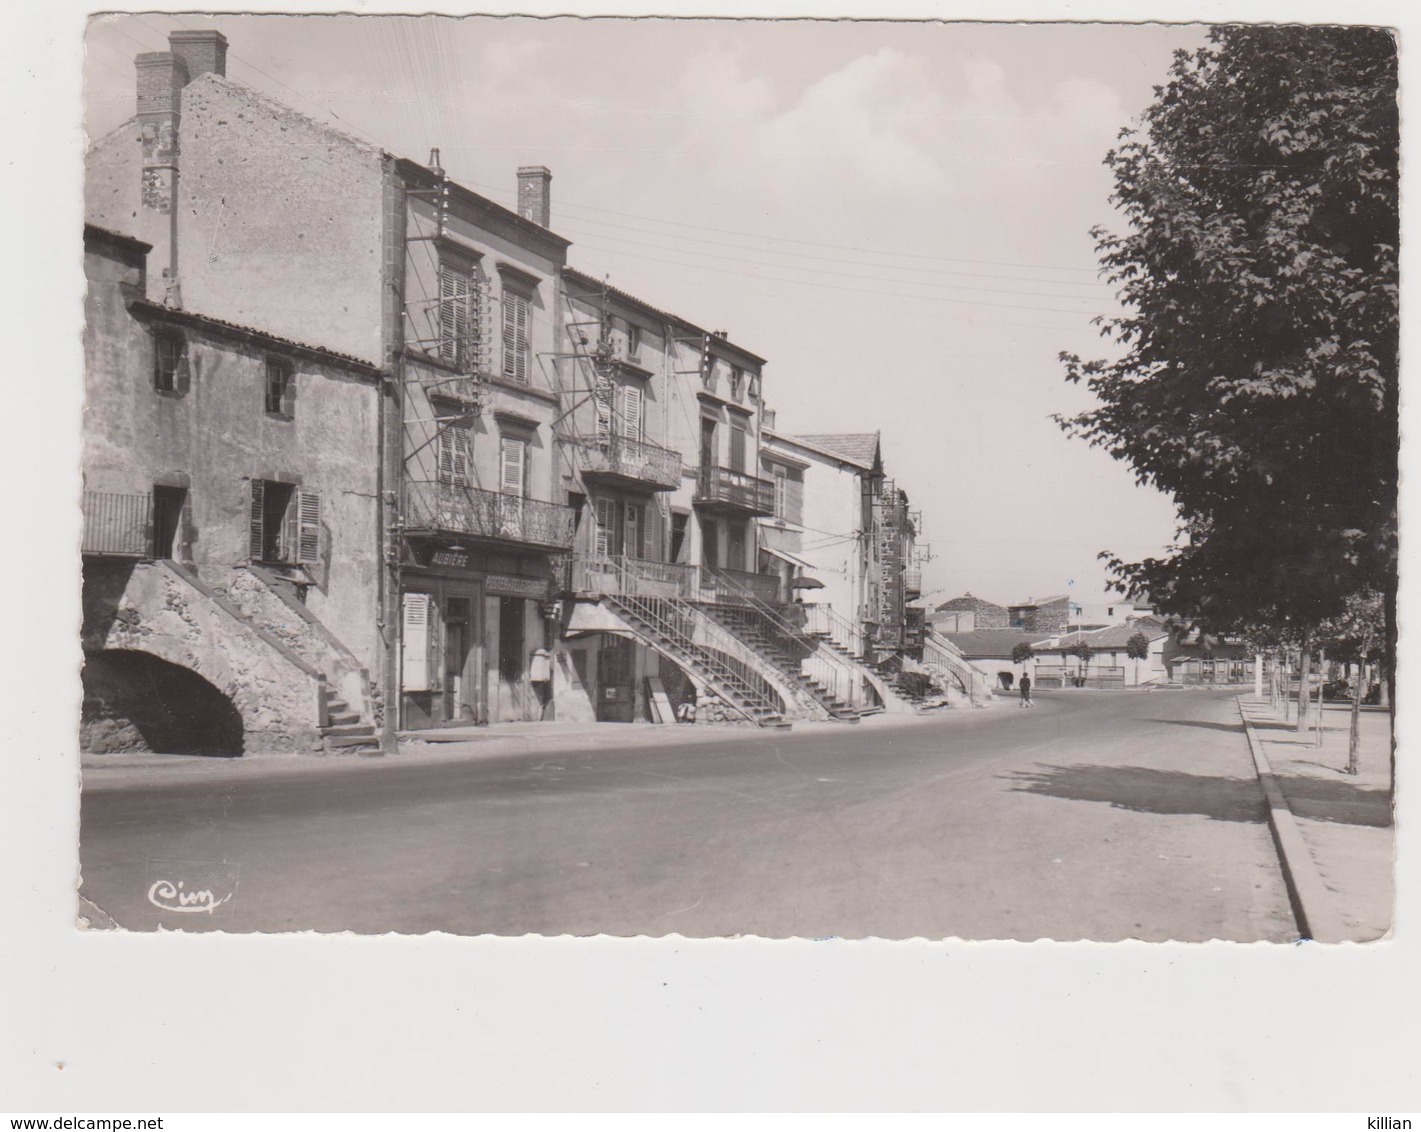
[443,596,475,721]
[596,635,637,722]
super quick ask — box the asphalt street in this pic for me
[79,689,1298,941]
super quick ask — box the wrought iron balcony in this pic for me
[698,566,783,607]
[405,480,575,551]
[693,465,775,516]
[82,490,152,557]
[577,434,681,491]
[571,554,699,599]
[905,567,923,596]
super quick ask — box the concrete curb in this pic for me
[1236,696,1350,943]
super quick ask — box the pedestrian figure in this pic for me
[676,689,698,724]
[1019,674,1033,707]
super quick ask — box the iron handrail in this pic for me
[596,556,783,724]
[700,570,870,713]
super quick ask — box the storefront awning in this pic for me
[564,602,638,640]
[761,546,817,571]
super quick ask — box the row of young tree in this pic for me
[1057,26,1398,777]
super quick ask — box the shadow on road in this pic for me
[1274,773,1393,828]
[1144,718,1241,734]
[1004,764,1269,823]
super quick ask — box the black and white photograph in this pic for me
[71,13,1398,943]
[3,2,1415,1115]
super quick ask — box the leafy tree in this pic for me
[1067,640,1093,685]
[1010,641,1037,666]
[1058,27,1398,694]
[1125,631,1152,685]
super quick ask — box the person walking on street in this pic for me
[1019,673,1033,707]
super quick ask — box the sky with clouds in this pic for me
[84,15,1207,607]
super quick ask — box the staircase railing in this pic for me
[594,557,785,725]
[803,601,868,660]
[701,573,870,713]
[923,631,988,706]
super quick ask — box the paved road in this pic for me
[80,689,1297,941]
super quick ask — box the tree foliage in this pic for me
[1125,632,1152,662]
[1011,642,1037,665]
[1059,26,1398,643]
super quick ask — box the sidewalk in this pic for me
[79,706,981,785]
[1237,696,1394,941]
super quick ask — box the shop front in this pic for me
[399,541,555,729]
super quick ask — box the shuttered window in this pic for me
[594,497,616,556]
[248,479,320,564]
[728,425,747,473]
[500,435,527,497]
[265,358,295,418]
[439,263,474,368]
[594,376,613,444]
[625,503,644,560]
[622,384,643,443]
[437,418,472,486]
[501,287,531,384]
[249,479,266,561]
[154,330,189,395]
[773,467,787,518]
[401,592,431,691]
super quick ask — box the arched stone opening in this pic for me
[81,649,245,756]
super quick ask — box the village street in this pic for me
[80,690,1304,941]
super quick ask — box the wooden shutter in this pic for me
[729,425,747,472]
[296,489,321,564]
[502,289,529,384]
[440,263,471,367]
[438,420,471,485]
[594,498,615,556]
[500,436,527,496]
[401,592,431,691]
[595,377,613,444]
[248,480,265,561]
[622,384,643,443]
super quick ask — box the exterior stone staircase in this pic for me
[603,593,792,728]
[703,604,861,722]
[190,563,381,753]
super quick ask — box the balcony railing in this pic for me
[571,554,699,599]
[694,465,775,516]
[405,480,575,550]
[905,567,922,594]
[698,566,783,607]
[577,434,682,491]
[82,490,152,557]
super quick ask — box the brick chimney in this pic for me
[168,29,228,81]
[135,50,186,284]
[516,166,552,227]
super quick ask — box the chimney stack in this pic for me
[168,30,228,81]
[516,166,552,227]
[135,51,186,227]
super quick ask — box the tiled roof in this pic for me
[936,629,1055,658]
[794,433,880,468]
[1011,594,1070,607]
[1040,619,1171,650]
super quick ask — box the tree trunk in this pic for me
[1314,648,1326,747]
[1295,641,1312,733]
[1347,657,1363,776]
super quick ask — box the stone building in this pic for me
[81,224,385,754]
[86,30,595,739]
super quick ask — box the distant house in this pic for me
[936,628,1057,690]
[1007,595,1074,635]
[932,592,1009,633]
[1032,618,1172,687]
